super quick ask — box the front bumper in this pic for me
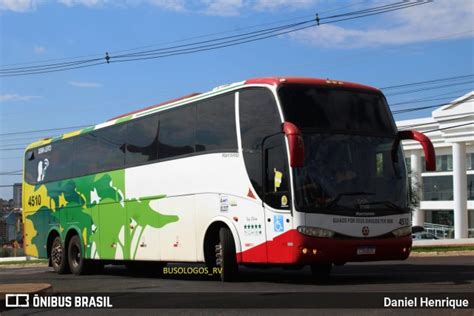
[239,229,412,264]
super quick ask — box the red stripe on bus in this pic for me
[245,77,380,93]
[238,229,412,264]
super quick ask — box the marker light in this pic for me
[302,248,308,254]
[297,226,335,238]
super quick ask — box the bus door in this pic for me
[263,134,292,263]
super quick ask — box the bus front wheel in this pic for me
[215,227,238,282]
[51,236,70,274]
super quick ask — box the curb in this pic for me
[410,250,474,257]
[0,283,52,300]
[0,263,49,269]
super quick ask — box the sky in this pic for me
[0,0,473,199]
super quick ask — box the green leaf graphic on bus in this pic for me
[25,170,179,261]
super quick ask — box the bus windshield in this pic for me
[278,85,408,215]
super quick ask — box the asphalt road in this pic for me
[1,256,473,314]
[1,256,473,292]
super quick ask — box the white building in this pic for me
[396,91,474,239]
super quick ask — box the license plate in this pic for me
[357,246,376,255]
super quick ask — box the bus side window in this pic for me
[125,114,159,165]
[239,88,282,200]
[158,105,195,159]
[25,150,37,184]
[196,93,237,153]
[263,135,290,209]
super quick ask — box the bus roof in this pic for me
[245,77,380,93]
[25,76,381,151]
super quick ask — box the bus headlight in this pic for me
[297,226,335,238]
[392,226,412,237]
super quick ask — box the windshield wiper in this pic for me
[325,192,375,209]
[358,200,399,210]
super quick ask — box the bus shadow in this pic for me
[236,263,474,286]
[98,262,474,286]
[101,264,219,282]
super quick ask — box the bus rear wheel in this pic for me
[51,236,70,274]
[310,263,332,280]
[215,227,238,282]
[68,235,92,275]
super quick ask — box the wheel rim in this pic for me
[215,243,223,269]
[51,241,63,268]
[71,244,81,268]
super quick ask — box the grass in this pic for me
[0,259,48,265]
[411,246,474,252]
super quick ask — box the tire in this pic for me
[68,235,90,275]
[51,236,70,274]
[310,263,332,280]
[216,227,238,282]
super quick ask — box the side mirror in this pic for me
[282,122,304,167]
[396,130,436,171]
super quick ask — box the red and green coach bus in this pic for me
[23,77,435,281]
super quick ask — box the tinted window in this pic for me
[196,93,237,152]
[73,133,99,177]
[25,140,73,184]
[96,124,126,171]
[239,88,282,198]
[278,85,395,135]
[158,105,195,159]
[264,135,291,209]
[126,114,159,165]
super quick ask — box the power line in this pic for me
[390,88,473,106]
[0,125,91,137]
[381,74,474,90]
[0,1,430,77]
[112,2,426,62]
[424,122,474,134]
[0,135,55,142]
[112,2,410,60]
[108,3,431,65]
[0,170,23,176]
[385,80,474,96]
[392,96,474,114]
[398,115,474,130]
[393,103,451,114]
[0,0,370,69]
[0,148,25,151]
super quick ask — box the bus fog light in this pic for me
[392,226,412,237]
[297,226,335,238]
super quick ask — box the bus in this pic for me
[22,77,435,281]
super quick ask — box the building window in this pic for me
[422,174,474,201]
[423,153,474,172]
[468,175,474,201]
[467,153,474,170]
[422,175,453,201]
